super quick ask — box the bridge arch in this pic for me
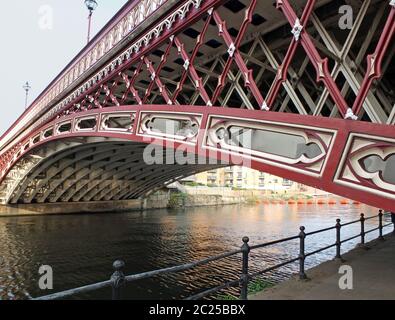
[1,137,220,204]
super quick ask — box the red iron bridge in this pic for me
[0,0,394,211]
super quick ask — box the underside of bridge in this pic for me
[52,0,394,123]
[0,138,221,204]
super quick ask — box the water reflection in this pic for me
[0,203,389,300]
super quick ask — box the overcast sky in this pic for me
[0,0,128,135]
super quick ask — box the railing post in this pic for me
[378,210,385,241]
[299,226,307,280]
[360,213,366,248]
[335,219,342,260]
[240,236,250,300]
[111,260,126,300]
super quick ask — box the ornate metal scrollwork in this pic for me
[100,113,136,133]
[56,121,73,135]
[139,113,201,143]
[335,134,395,199]
[205,117,335,176]
[75,116,98,132]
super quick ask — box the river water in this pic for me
[0,203,391,300]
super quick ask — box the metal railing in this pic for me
[33,210,394,300]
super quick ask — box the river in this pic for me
[0,203,391,300]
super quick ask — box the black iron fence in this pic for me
[33,210,394,300]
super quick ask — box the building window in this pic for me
[283,179,293,186]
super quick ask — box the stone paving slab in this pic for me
[251,234,395,300]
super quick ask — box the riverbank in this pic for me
[250,233,395,300]
[181,186,355,206]
[0,190,252,216]
[0,199,143,216]
[146,189,255,210]
[0,186,361,217]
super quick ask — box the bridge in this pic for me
[0,0,394,211]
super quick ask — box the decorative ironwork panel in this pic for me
[335,134,395,200]
[204,115,336,177]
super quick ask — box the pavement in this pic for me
[251,233,395,300]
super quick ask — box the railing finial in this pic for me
[111,260,126,300]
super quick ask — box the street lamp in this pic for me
[23,82,31,109]
[84,0,98,44]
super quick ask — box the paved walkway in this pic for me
[251,233,395,300]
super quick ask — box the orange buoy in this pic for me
[271,200,278,204]
[340,199,349,205]
[263,200,270,205]
[353,201,361,205]
[306,200,314,205]
[317,199,326,205]
[297,200,305,205]
[328,199,337,205]
[280,200,286,205]
[288,200,296,205]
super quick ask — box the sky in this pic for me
[0,0,128,135]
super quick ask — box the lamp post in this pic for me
[85,0,98,44]
[23,82,31,109]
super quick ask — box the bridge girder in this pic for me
[0,105,393,212]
